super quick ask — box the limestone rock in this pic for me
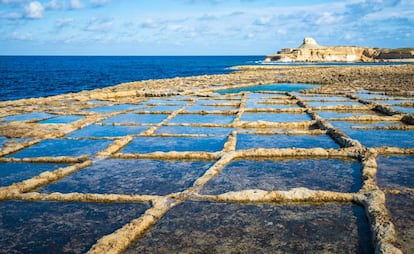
[264,37,414,63]
[299,37,321,49]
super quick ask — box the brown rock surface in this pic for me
[265,37,414,63]
[0,63,413,254]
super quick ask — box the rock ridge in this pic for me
[265,37,414,63]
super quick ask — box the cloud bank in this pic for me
[0,0,413,55]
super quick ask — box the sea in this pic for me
[0,56,262,101]
[0,56,411,101]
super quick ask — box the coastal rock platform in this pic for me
[0,65,413,253]
[265,38,414,63]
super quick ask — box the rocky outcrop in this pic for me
[264,37,414,63]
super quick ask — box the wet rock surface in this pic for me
[385,193,414,254]
[0,65,413,253]
[128,201,373,254]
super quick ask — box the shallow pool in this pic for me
[168,114,235,125]
[301,95,350,101]
[385,194,414,254]
[85,104,143,113]
[308,101,362,108]
[144,105,183,112]
[0,201,149,254]
[8,139,112,158]
[184,105,238,112]
[67,125,148,138]
[128,201,373,253]
[218,83,318,94]
[240,112,311,122]
[121,136,227,153]
[156,126,233,135]
[40,159,213,195]
[38,115,83,124]
[0,136,7,148]
[103,113,168,124]
[317,110,382,119]
[201,158,361,193]
[0,162,68,187]
[342,129,414,148]
[3,112,54,122]
[392,106,414,114]
[376,156,414,189]
[236,133,339,150]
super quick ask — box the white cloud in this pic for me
[197,14,218,21]
[344,32,355,41]
[90,0,110,7]
[5,12,23,19]
[186,0,225,4]
[140,19,160,29]
[253,16,272,26]
[55,18,75,28]
[45,0,66,10]
[84,17,113,31]
[363,8,414,21]
[315,12,343,25]
[1,0,24,4]
[70,0,84,9]
[25,1,44,19]
[0,0,412,55]
[245,32,254,39]
[276,28,287,35]
[11,31,33,40]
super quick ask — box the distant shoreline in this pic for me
[383,58,414,62]
[1,65,412,105]
[265,37,414,63]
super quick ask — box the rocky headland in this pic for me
[264,37,414,63]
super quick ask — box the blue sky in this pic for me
[0,0,413,55]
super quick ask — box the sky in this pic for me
[0,0,413,55]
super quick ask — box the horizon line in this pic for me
[0,54,265,57]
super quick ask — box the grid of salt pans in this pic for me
[0,90,413,254]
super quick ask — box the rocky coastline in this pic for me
[0,65,413,107]
[0,63,413,254]
[264,38,414,63]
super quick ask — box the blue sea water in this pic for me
[0,56,262,101]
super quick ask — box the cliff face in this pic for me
[264,38,413,63]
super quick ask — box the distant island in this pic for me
[264,37,414,63]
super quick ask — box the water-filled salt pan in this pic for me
[103,113,168,124]
[85,104,143,113]
[3,112,54,122]
[38,115,83,124]
[67,125,148,138]
[156,126,233,135]
[0,162,68,187]
[128,201,373,253]
[8,139,112,158]
[236,133,339,150]
[385,194,414,254]
[0,201,149,254]
[317,110,382,119]
[343,129,414,148]
[168,114,235,125]
[40,159,213,195]
[201,158,361,194]
[121,136,227,153]
[218,83,318,94]
[392,106,414,114]
[240,112,311,122]
[376,156,414,189]
[308,101,362,107]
